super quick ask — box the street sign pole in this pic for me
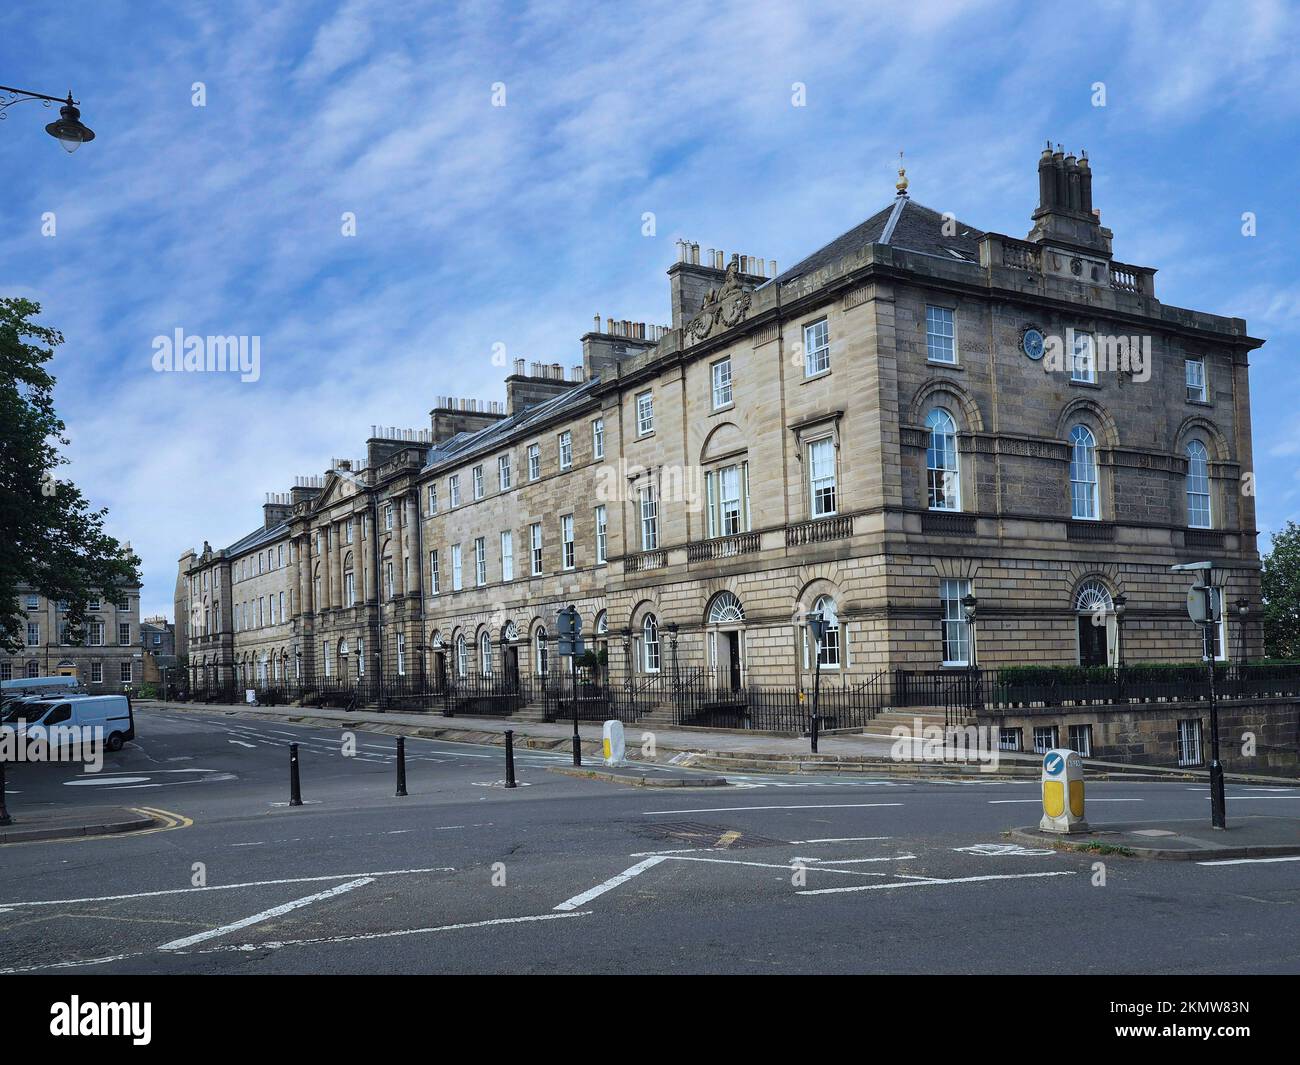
[1173,562,1226,830]
[1203,596,1226,830]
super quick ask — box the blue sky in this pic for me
[2,0,1298,618]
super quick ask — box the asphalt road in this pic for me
[1,707,1298,975]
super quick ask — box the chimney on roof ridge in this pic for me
[1027,140,1111,257]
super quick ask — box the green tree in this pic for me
[1,297,139,653]
[1261,520,1300,659]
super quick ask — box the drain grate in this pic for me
[633,821,788,850]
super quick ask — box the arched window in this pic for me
[455,633,467,677]
[479,631,493,676]
[1069,425,1099,520]
[1074,579,1113,613]
[809,595,840,668]
[1186,440,1212,528]
[925,408,961,511]
[642,615,661,672]
[595,611,609,635]
[503,621,519,642]
[707,592,745,624]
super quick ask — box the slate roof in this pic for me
[223,521,288,556]
[771,195,985,285]
[422,376,602,472]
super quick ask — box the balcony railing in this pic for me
[687,531,761,562]
[1067,520,1116,542]
[786,515,853,548]
[625,549,666,572]
[921,512,976,537]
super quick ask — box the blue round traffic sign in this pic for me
[1043,752,1064,776]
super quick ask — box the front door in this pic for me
[1078,616,1108,667]
[505,646,519,689]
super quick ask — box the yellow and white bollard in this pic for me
[1039,748,1088,833]
[602,719,626,767]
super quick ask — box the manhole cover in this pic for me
[634,821,788,849]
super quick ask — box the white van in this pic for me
[7,695,136,751]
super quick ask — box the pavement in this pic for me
[0,804,162,845]
[1012,815,1300,861]
[0,705,1298,974]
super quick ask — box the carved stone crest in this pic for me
[686,260,752,342]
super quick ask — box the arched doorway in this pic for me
[1074,579,1115,668]
[706,592,746,691]
[502,622,520,689]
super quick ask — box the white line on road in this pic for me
[789,836,892,844]
[1196,855,1300,866]
[0,866,455,909]
[158,877,374,951]
[798,871,1077,895]
[228,740,257,748]
[553,856,668,911]
[191,911,593,954]
[641,803,903,815]
[661,855,893,877]
[988,798,1144,804]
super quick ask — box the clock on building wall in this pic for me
[1020,325,1046,361]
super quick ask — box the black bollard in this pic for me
[289,743,303,807]
[395,736,408,797]
[0,761,11,826]
[504,729,517,789]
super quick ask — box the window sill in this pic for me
[1067,378,1102,389]
[800,369,832,385]
[926,359,961,370]
[1186,398,1212,407]
[710,402,735,416]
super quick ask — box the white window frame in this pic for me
[642,615,661,673]
[940,578,972,666]
[500,531,514,582]
[474,537,486,586]
[1070,331,1096,384]
[639,484,659,550]
[925,407,961,512]
[711,357,733,409]
[527,444,541,481]
[808,438,837,517]
[1178,719,1203,767]
[1186,440,1212,529]
[803,318,830,376]
[559,431,573,470]
[592,419,605,460]
[472,465,484,500]
[925,305,957,364]
[595,505,608,564]
[561,514,575,570]
[1068,723,1093,758]
[449,475,461,507]
[1185,358,1207,403]
[636,391,654,436]
[530,523,543,576]
[1069,424,1100,520]
[1033,725,1059,754]
[451,544,463,591]
[498,455,511,491]
[429,550,440,594]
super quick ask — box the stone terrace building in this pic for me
[179,146,1264,704]
[4,577,141,691]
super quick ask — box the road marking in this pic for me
[642,803,903,815]
[814,855,918,865]
[716,830,742,849]
[554,856,667,911]
[954,844,1055,856]
[1197,855,1300,866]
[1224,795,1300,800]
[987,798,1143,804]
[798,871,1077,895]
[662,855,892,877]
[789,836,892,844]
[192,911,592,954]
[0,866,455,909]
[228,740,257,748]
[158,877,374,951]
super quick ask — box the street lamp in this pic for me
[1114,592,1128,702]
[620,627,632,685]
[1236,599,1250,669]
[0,87,95,152]
[805,610,827,754]
[961,593,980,716]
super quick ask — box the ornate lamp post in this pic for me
[0,86,95,151]
[961,593,980,715]
[805,609,826,754]
[1236,599,1250,669]
[620,627,632,685]
[1114,592,1128,702]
